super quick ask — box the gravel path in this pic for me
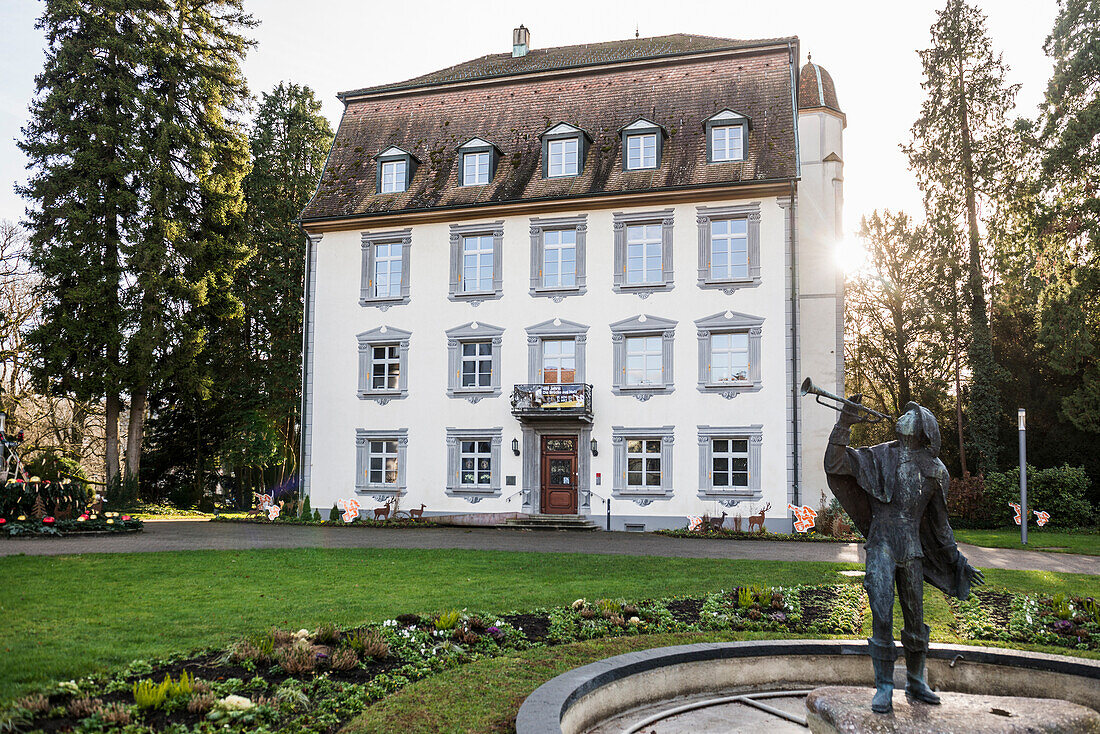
[1,520,1096,575]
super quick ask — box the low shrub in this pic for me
[313,622,340,645]
[985,465,1094,527]
[329,647,359,671]
[276,641,316,675]
[346,628,389,660]
[15,693,48,714]
[67,697,102,718]
[187,693,216,714]
[434,609,462,630]
[96,702,132,726]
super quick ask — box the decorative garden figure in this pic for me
[822,395,985,713]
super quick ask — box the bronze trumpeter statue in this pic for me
[802,378,985,714]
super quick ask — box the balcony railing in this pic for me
[510,383,593,420]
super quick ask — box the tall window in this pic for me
[463,151,490,186]
[380,159,407,193]
[625,335,662,386]
[710,219,748,280]
[548,138,578,177]
[461,342,492,388]
[371,345,401,390]
[460,440,493,487]
[367,439,400,485]
[710,125,743,162]
[541,339,576,383]
[626,224,663,285]
[626,439,662,488]
[372,242,403,298]
[626,133,657,169]
[711,438,749,488]
[710,332,749,382]
[462,235,494,293]
[542,229,576,288]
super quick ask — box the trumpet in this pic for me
[800,377,895,424]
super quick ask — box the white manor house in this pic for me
[298,28,845,531]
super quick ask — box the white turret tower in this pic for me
[797,55,846,504]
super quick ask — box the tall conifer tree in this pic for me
[903,0,1019,473]
[1032,0,1100,432]
[17,0,147,485]
[234,83,332,484]
[122,0,254,486]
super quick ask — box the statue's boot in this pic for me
[902,626,940,704]
[904,651,940,704]
[868,639,896,713]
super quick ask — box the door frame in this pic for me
[540,435,578,514]
[522,424,591,514]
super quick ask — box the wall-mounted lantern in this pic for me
[590,438,598,457]
[512,438,520,456]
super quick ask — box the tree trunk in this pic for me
[952,315,969,477]
[124,385,147,484]
[105,393,121,485]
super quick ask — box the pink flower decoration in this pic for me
[122,515,131,521]
[43,516,55,524]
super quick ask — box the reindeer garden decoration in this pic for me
[747,503,771,533]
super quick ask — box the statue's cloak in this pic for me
[826,434,974,601]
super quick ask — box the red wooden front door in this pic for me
[540,436,578,514]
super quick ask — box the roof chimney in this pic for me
[512,25,530,57]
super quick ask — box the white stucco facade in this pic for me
[300,49,845,533]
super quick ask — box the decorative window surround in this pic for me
[355,428,409,502]
[696,203,761,293]
[697,424,763,505]
[458,137,501,186]
[611,425,675,505]
[445,427,503,503]
[610,314,676,400]
[620,118,666,171]
[360,229,412,309]
[704,110,751,163]
[356,326,411,404]
[526,318,589,383]
[529,215,587,300]
[448,221,504,305]
[374,146,418,194]
[613,209,675,297]
[695,310,764,398]
[445,321,504,402]
[540,123,591,179]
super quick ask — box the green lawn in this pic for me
[1,548,1097,705]
[955,528,1100,555]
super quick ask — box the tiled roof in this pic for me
[301,35,799,223]
[798,60,841,113]
[340,34,794,98]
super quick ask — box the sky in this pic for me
[0,0,1059,250]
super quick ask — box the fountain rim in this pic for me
[515,638,1100,734]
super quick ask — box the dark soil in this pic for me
[798,587,840,629]
[500,613,551,642]
[666,598,705,625]
[974,590,1013,628]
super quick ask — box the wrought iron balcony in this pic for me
[510,383,593,421]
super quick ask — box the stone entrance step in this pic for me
[503,514,601,531]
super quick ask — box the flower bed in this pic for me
[210,516,439,529]
[0,584,865,732]
[656,527,864,543]
[948,590,1100,651]
[2,513,143,538]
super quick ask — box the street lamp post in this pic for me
[1019,408,1027,546]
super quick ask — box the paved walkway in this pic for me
[1,521,1096,574]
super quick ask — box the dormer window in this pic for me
[458,137,501,186]
[381,160,406,192]
[375,146,417,194]
[620,118,666,170]
[540,123,590,179]
[704,110,751,163]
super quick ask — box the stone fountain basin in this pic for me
[516,640,1100,734]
